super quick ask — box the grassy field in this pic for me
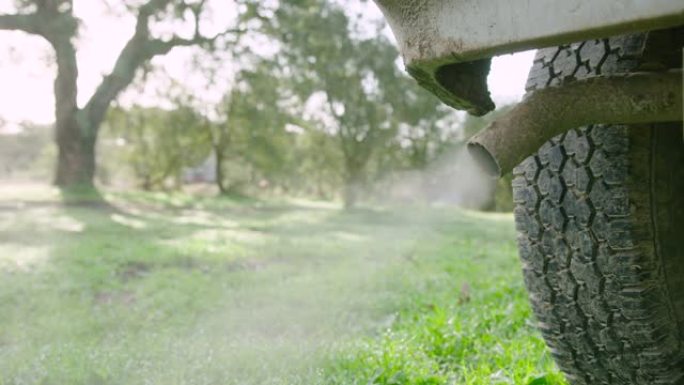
[0,184,565,385]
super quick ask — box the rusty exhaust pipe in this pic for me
[467,70,682,177]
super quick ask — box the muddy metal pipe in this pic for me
[467,70,682,177]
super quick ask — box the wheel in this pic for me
[513,30,684,384]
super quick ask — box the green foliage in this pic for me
[207,4,459,204]
[270,1,459,208]
[211,64,298,194]
[104,103,212,190]
[292,127,344,199]
[528,375,563,385]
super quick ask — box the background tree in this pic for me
[390,83,456,170]
[211,64,294,195]
[0,0,251,190]
[292,127,344,199]
[106,103,211,190]
[273,2,407,208]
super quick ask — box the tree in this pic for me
[211,64,293,195]
[388,77,457,170]
[293,127,344,199]
[272,2,405,208]
[106,103,212,190]
[0,0,251,191]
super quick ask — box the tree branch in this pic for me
[52,35,79,132]
[0,13,42,34]
[82,0,244,130]
[0,0,77,40]
[149,25,245,54]
[188,0,208,38]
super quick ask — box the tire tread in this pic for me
[514,32,684,385]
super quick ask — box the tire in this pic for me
[513,30,684,384]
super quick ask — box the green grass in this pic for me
[0,185,566,385]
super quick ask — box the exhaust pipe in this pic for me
[467,70,682,177]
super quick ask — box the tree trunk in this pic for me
[55,111,97,189]
[215,149,228,195]
[342,184,358,209]
[49,24,94,191]
[342,170,363,209]
[54,118,97,188]
[141,176,153,191]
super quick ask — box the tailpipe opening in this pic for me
[466,142,501,178]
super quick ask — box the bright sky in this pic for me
[0,1,535,128]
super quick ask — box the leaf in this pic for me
[527,375,551,385]
[367,368,384,385]
[387,370,407,385]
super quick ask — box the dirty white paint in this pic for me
[375,0,684,65]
